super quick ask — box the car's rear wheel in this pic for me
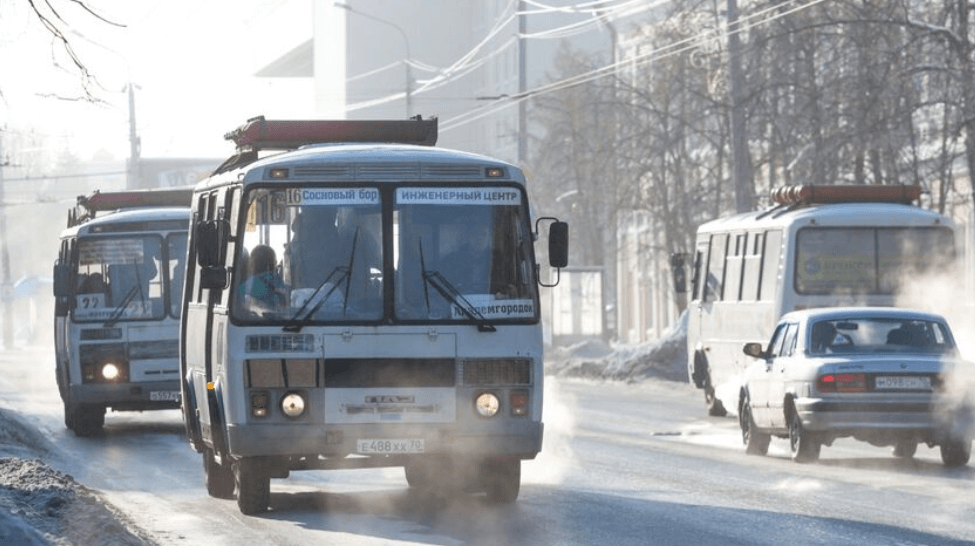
[788,407,820,463]
[892,440,918,459]
[940,438,971,468]
[739,397,770,456]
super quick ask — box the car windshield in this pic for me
[808,317,955,355]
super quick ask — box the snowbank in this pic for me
[546,311,689,383]
[0,408,155,546]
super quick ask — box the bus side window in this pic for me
[741,232,763,301]
[691,248,704,301]
[758,230,782,301]
[724,233,746,301]
[704,233,728,302]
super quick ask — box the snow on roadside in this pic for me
[0,407,156,546]
[546,311,689,383]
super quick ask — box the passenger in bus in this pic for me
[240,244,288,310]
[441,223,493,294]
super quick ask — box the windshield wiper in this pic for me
[418,240,496,333]
[103,284,140,328]
[283,229,359,332]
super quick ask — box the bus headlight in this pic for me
[101,363,122,382]
[281,392,306,418]
[475,392,500,418]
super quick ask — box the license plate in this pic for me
[875,376,931,390]
[150,390,181,402]
[356,438,425,454]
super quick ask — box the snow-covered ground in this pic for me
[0,315,690,545]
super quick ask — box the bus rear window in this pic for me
[794,227,954,295]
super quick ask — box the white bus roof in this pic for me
[197,143,524,191]
[697,201,953,234]
[61,207,190,239]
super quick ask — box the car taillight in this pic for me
[817,373,867,393]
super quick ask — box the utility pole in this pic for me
[0,131,12,348]
[127,83,141,189]
[518,0,527,165]
[727,0,754,212]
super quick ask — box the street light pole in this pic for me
[335,3,413,118]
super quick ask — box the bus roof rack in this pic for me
[212,115,439,176]
[68,187,194,228]
[770,184,921,206]
[225,115,438,152]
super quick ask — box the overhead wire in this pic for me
[440,0,831,133]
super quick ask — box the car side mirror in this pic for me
[743,342,766,359]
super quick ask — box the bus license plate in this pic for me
[150,390,181,402]
[356,439,425,454]
[875,376,931,390]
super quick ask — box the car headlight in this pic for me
[101,363,121,382]
[281,392,306,418]
[475,392,500,418]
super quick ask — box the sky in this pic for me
[1,0,318,162]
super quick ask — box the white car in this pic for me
[739,307,974,465]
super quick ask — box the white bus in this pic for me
[682,185,956,417]
[52,189,192,436]
[180,116,568,514]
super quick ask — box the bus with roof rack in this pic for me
[180,115,568,514]
[678,184,956,417]
[52,187,193,436]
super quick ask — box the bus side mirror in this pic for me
[670,253,687,293]
[200,266,228,290]
[548,221,568,268]
[195,219,229,268]
[52,262,73,298]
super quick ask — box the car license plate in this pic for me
[149,390,181,402]
[356,439,425,454]
[875,376,931,390]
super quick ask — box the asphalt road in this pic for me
[1,346,973,545]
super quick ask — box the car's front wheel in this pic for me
[788,407,820,463]
[739,397,770,456]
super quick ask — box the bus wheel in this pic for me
[940,437,972,468]
[72,406,105,437]
[235,457,271,515]
[482,457,520,504]
[892,440,918,459]
[404,459,432,489]
[203,448,235,499]
[739,397,770,456]
[63,403,76,431]
[702,374,727,417]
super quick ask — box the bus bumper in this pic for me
[225,420,544,461]
[67,381,182,411]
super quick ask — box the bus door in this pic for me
[693,234,728,371]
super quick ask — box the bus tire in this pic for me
[203,448,235,499]
[482,457,520,504]
[702,374,727,417]
[235,457,271,515]
[72,406,105,437]
[940,438,971,468]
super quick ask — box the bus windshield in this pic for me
[231,185,538,324]
[73,235,175,322]
[393,186,536,322]
[795,227,955,295]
